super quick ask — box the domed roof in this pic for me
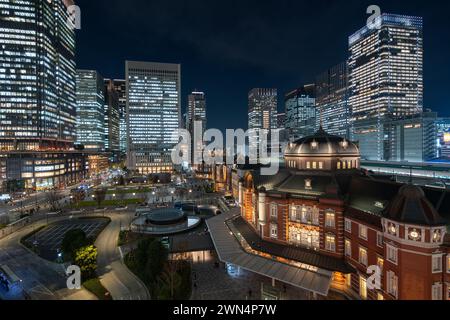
[383,184,446,226]
[285,127,359,157]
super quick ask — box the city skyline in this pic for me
[75,0,450,133]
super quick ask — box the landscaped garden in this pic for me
[125,238,191,300]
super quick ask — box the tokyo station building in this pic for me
[232,127,450,300]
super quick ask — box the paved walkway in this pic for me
[190,257,310,300]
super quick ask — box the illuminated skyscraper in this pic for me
[111,79,127,154]
[0,0,77,151]
[104,79,120,157]
[348,14,423,160]
[186,91,207,164]
[75,70,105,151]
[126,61,181,174]
[248,88,277,161]
[316,62,350,139]
[284,85,316,141]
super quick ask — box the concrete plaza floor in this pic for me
[190,253,311,300]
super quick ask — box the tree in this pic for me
[93,188,107,207]
[143,240,168,286]
[74,245,98,281]
[61,229,91,261]
[118,175,126,186]
[46,190,61,211]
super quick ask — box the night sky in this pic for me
[75,0,450,133]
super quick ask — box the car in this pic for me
[115,206,128,211]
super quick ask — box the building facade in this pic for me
[349,14,424,160]
[186,91,207,166]
[436,118,450,160]
[236,127,450,300]
[316,62,350,139]
[111,79,127,155]
[248,88,278,162]
[126,61,181,174]
[75,70,105,151]
[104,79,121,159]
[285,85,316,141]
[0,0,89,190]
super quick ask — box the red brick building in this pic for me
[237,128,450,300]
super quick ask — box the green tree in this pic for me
[75,245,98,281]
[143,240,168,285]
[61,229,90,261]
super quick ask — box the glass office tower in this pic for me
[0,0,87,191]
[75,70,105,151]
[348,14,423,160]
[186,91,207,165]
[126,61,181,174]
[284,85,316,141]
[104,79,120,158]
[112,79,127,154]
[316,62,350,139]
[0,0,77,151]
[248,88,278,162]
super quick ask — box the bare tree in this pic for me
[93,188,107,207]
[46,190,61,211]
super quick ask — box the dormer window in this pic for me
[310,140,318,149]
[341,139,349,149]
[305,179,312,190]
[388,223,397,236]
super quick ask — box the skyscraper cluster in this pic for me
[271,13,450,163]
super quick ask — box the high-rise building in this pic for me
[385,112,438,162]
[316,62,350,139]
[0,0,88,191]
[248,88,277,161]
[75,70,105,151]
[126,61,181,174]
[111,79,127,154]
[348,14,423,160]
[435,118,450,160]
[104,79,120,158]
[284,85,316,141]
[186,91,207,164]
[276,112,286,129]
[0,0,77,151]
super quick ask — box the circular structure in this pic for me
[145,208,187,225]
[131,207,201,235]
[284,127,360,172]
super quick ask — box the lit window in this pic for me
[359,276,367,300]
[345,219,352,233]
[359,247,368,266]
[270,204,278,219]
[337,162,341,170]
[432,283,443,300]
[447,257,450,273]
[387,245,398,265]
[432,255,443,273]
[306,162,311,169]
[312,162,317,169]
[325,234,336,252]
[377,232,384,247]
[318,162,324,169]
[325,212,335,228]
[377,257,384,271]
[270,224,278,239]
[387,271,398,299]
[305,179,312,190]
[345,239,351,257]
[359,225,368,240]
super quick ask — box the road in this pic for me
[0,217,96,300]
[95,211,150,300]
